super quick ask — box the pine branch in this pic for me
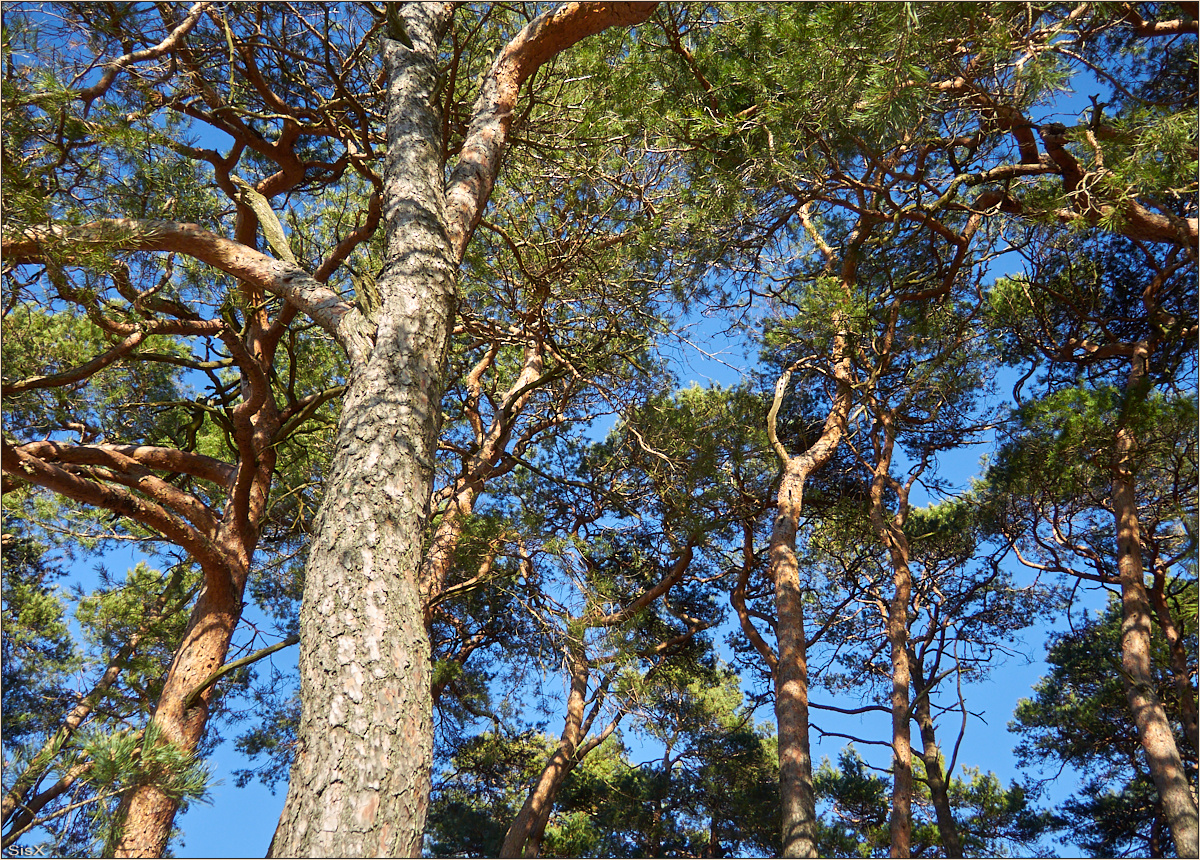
[183,635,300,710]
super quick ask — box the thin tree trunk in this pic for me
[111,568,248,857]
[765,208,866,856]
[867,415,913,859]
[886,575,913,860]
[911,671,963,858]
[771,465,817,859]
[1149,572,1200,746]
[768,344,854,858]
[501,642,589,858]
[1110,356,1199,856]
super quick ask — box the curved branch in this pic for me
[75,2,214,110]
[1,440,224,574]
[183,634,299,710]
[444,1,658,260]
[2,317,227,396]
[16,440,233,488]
[590,542,695,628]
[2,220,375,365]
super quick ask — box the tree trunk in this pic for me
[267,12,456,855]
[867,420,913,860]
[912,672,962,858]
[503,749,575,859]
[771,466,818,859]
[886,575,913,860]
[766,348,856,858]
[114,364,280,856]
[1149,572,1200,746]
[111,567,248,857]
[1111,398,1199,857]
[266,5,658,854]
[501,641,590,858]
[768,337,854,858]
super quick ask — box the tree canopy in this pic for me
[2,2,1195,858]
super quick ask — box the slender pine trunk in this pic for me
[771,466,818,859]
[867,419,913,859]
[767,321,855,858]
[501,642,589,858]
[912,675,963,858]
[114,389,278,856]
[111,572,247,857]
[1110,356,1199,857]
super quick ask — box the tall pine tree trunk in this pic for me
[501,641,590,858]
[885,571,913,859]
[111,568,248,857]
[1111,351,1199,859]
[866,414,913,859]
[766,213,870,857]
[768,337,854,858]
[912,668,963,858]
[268,6,658,854]
[268,11,456,854]
[770,469,819,860]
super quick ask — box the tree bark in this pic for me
[266,5,658,854]
[866,415,914,860]
[911,668,963,858]
[111,567,249,857]
[768,343,854,858]
[1111,354,1199,859]
[267,10,454,855]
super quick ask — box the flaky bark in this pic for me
[1111,353,1199,859]
[266,10,454,853]
[268,5,657,854]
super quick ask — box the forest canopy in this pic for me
[1,2,1196,858]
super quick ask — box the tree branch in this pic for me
[444,2,658,260]
[2,220,375,365]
